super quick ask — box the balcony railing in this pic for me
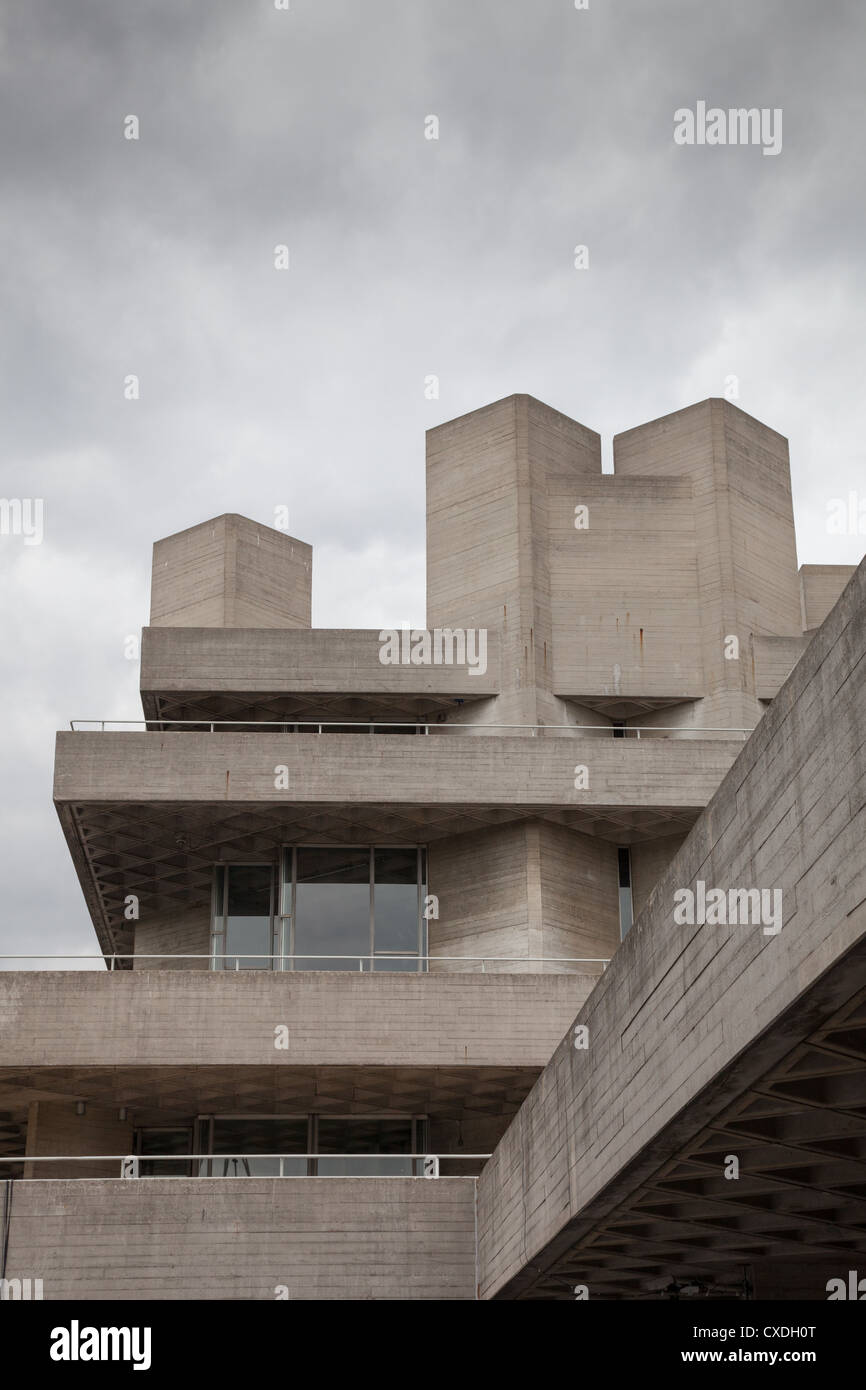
[68,718,752,739]
[0,953,610,973]
[0,1153,490,1179]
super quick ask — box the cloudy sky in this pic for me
[1,0,864,959]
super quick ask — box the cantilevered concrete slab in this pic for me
[0,971,592,1071]
[477,558,866,1299]
[53,731,740,950]
[139,625,501,726]
[54,729,740,808]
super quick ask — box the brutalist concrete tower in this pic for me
[1,395,863,1302]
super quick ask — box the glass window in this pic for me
[316,1117,414,1177]
[215,864,273,969]
[373,848,420,970]
[295,848,370,970]
[136,1127,192,1177]
[213,848,428,972]
[618,847,633,939]
[210,1117,307,1177]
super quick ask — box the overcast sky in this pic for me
[1,0,864,959]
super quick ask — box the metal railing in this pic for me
[0,1153,490,1179]
[68,718,752,739]
[0,953,609,973]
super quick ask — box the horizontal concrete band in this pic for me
[140,626,502,695]
[0,971,593,1067]
[53,731,740,806]
[2,1178,477,1301]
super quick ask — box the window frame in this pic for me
[210,861,278,970]
[279,845,427,972]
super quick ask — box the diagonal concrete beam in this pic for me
[477,558,866,1298]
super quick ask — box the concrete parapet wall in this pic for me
[0,970,594,1068]
[2,1178,477,1300]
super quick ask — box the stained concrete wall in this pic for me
[2,1178,477,1300]
[614,399,802,729]
[477,556,866,1297]
[549,475,703,705]
[425,395,810,733]
[150,514,312,629]
[426,394,601,726]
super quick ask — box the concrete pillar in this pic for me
[24,1101,134,1179]
[428,821,619,971]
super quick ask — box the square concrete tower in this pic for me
[613,399,801,727]
[150,513,312,628]
[426,394,601,724]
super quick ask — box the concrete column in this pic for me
[24,1101,134,1179]
[428,821,619,971]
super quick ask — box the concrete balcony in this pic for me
[140,625,501,725]
[0,972,595,1183]
[0,969,591,1070]
[52,727,744,956]
[2,1177,477,1300]
[55,727,740,812]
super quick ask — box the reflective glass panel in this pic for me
[138,1128,192,1177]
[223,865,273,969]
[316,1117,413,1176]
[211,1118,307,1177]
[373,848,419,971]
[294,848,370,970]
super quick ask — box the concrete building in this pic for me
[1,395,863,1300]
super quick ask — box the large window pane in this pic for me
[294,848,370,970]
[223,865,273,969]
[373,848,419,970]
[316,1117,413,1176]
[211,1117,307,1176]
[137,1128,192,1177]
